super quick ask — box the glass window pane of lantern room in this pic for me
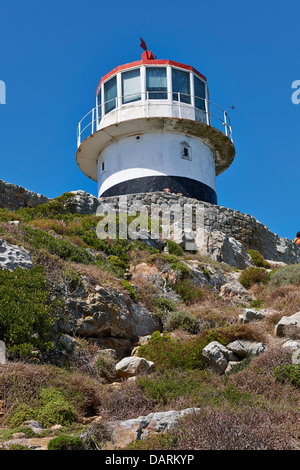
[194,76,206,111]
[122,69,141,104]
[104,76,117,114]
[146,67,167,99]
[172,69,191,103]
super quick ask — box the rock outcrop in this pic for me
[202,339,266,374]
[115,356,155,378]
[58,283,162,355]
[0,238,33,271]
[81,408,200,450]
[0,179,49,210]
[274,312,300,337]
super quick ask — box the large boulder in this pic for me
[274,312,300,337]
[60,284,162,353]
[202,340,266,374]
[0,239,33,271]
[226,340,266,358]
[239,308,277,324]
[115,356,155,378]
[202,341,238,374]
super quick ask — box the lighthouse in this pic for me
[76,40,235,205]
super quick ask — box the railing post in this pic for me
[223,111,228,137]
[147,91,149,118]
[77,122,81,147]
[178,92,181,119]
[91,108,95,134]
[95,104,99,130]
[205,99,209,125]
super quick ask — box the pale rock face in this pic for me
[202,341,239,374]
[240,308,275,324]
[0,341,5,364]
[275,312,300,337]
[0,239,33,271]
[60,284,162,354]
[226,340,266,359]
[196,230,254,270]
[81,408,200,449]
[68,190,100,214]
[202,339,266,375]
[115,356,155,378]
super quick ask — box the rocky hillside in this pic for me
[0,182,299,451]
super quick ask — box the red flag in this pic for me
[140,37,147,51]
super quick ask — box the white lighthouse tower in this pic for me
[76,40,235,204]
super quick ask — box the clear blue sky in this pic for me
[0,0,299,240]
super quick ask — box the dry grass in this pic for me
[228,345,300,405]
[0,362,105,424]
[186,288,241,329]
[251,284,300,316]
[64,261,123,291]
[98,381,154,422]
[172,407,299,450]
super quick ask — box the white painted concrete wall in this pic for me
[97,132,216,197]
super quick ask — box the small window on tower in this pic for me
[180,142,192,160]
[101,161,105,174]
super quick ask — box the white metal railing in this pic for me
[77,92,233,148]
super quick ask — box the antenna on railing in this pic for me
[226,105,235,113]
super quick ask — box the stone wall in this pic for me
[0,178,298,265]
[99,192,300,265]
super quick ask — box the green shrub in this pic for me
[0,267,59,358]
[24,227,92,264]
[121,280,138,300]
[137,331,205,370]
[126,433,178,450]
[48,435,84,450]
[165,310,199,334]
[273,364,300,388]
[37,400,76,427]
[0,209,21,223]
[138,369,202,404]
[173,279,203,303]
[154,297,177,313]
[6,403,36,428]
[7,387,77,428]
[247,250,271,268]
[239,267,271,289]
[61,267,83,291]
[132,239,160,254]
[163,254,191,279]
[17,193,77,221]
[167,240,184,257]
[269,264,300,289]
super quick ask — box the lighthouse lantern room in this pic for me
[76,40,235,204]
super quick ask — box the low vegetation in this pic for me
[0,196,299,450]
